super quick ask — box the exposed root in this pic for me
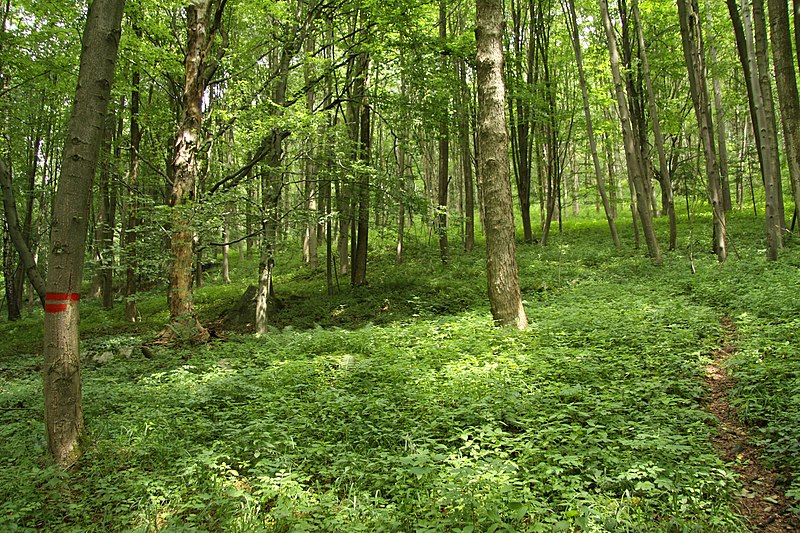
[154,314,210,346]
[705,317,800,532]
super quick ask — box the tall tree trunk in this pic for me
[565,0,620,249]
[737,0,783,259]
[509,0,534,244]
[459,60,476,251]
[302,38,318,269]
[124,58,141,322]
[599,0,661,263]
[437,0,450,262]
[475,0,528,329]
[166,0,216,341]
[2,218,19,320]
[678,0,727,262]
[631,0,676,249]
[767,0,800,234]
[43,0,124,467]
[0,158,45,304]
[351,53,370,287]
[751,0,785,235]
[92,110,115,307]
[709,46,732,212]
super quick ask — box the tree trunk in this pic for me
[43,0,124,467]
[459,60,476,251]
[124,59,141,322]
[509,0,534,245]
[710,46,732,212]
[302,38,319,269]
[632,0,676,249]
[0,157,45,304]
[737,0,782,259]
[599,0,661,263]
[396,136,406,264]
[2,219,19,320]
[92,110,115,307]
[437,0,450,262]
[678,0,727,262]
[166,0,214,341]
[566,0,620,249]
[767,0,800,235]
[751,0,785,237]
[475,0,528,329]
[351,53,370,287]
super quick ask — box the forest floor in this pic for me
[705,318,800,532]
[1,213,799,531]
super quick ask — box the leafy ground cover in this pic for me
[1,213,798,531]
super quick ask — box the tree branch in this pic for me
[0,157,45,305]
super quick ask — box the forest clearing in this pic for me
[2,214,800,531]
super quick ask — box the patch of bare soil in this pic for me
[705,317,800,532]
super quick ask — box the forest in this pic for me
[1,0,800,530]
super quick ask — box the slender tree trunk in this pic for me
[738,0,782,259]
[124,59,141,322]
[396,135,406,264]
[678,0,727,261]
[767,0,800,234]
[0,158,45,303]
[2,218,19,320]
[303,38,318,269]
[599,0,661,263]
[476,0,528,329]
[631,0,676,249]
[566,0,620,249]
[351,53,371,287]
[43,0,124,467]
[92,110,115,306]
[710,46,732,212]
[436,0,450,262]
[509,0,534,244]
[459,60,476,251]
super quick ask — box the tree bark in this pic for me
[709,46,732,212]
[599,0,661,263]
[566,0,620,249]
[508,0,534,244]
[475,0,528,329]
[738,0,783,259]
[351,53,371,287]
[767,0,800,235]
[165,0,219,341]
[124,57,141,322]
[43,0,124,467]
[631,0,676,249]
[459,60,476,251]
[0,157,45,304]
[677,0,727,262]
[437,0,450,262]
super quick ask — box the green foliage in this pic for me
[680,223,800,504]
[4,214,784,531]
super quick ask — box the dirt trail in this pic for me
[705,317,799,532]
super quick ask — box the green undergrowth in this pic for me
[1,212,798,530]
[688,237,800,504]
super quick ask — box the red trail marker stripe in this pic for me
[45,292,81,302]
[44,292,80,313]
